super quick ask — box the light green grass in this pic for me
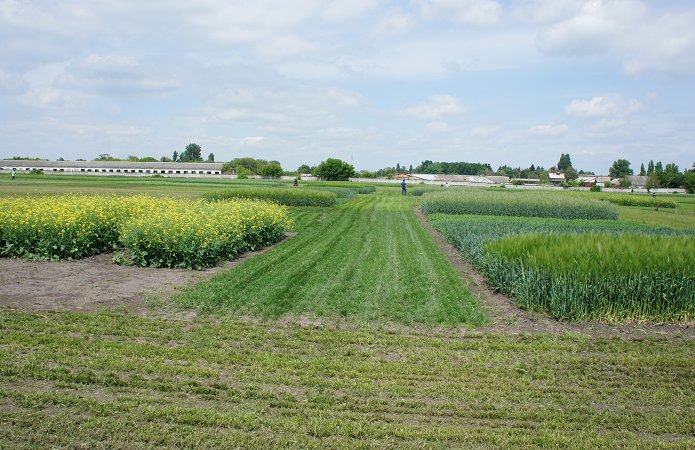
[177,190,485,326]
[1,311,693,448]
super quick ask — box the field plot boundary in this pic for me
[0,233,296,317]
[414,206,695,339]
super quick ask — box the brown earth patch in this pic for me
[414,206,695,339]
[0,233,296,318]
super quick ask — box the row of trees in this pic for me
[609,158,694,190]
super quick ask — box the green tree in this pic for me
[683,172,695,193]
[646,174,659,192]
[297,164,312,174]
[172,150,179,162]
[639,163,646,176]
[179,143,203,162]
[557,153,572,171]
[258,162,283,178]
[609,159,633,178]
[647,160,654,175]
[564,167,579,181]
[409,164,413,174]
[207,153,215,162]
[314,158,356,180]
[655,161,663,173]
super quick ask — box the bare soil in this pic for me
[0,233,296,319]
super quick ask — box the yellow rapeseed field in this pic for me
[0,194,290,268]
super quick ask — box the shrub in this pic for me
[589,185,601,192]
[422,190,618,220]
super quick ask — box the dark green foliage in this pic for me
[257,162,283,178]
[415,160,492,175]
[179,143,203,162]
[314,158,356,180]
[557,153,572,171]
[609,159,633,178]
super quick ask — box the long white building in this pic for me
[0,160,225,177]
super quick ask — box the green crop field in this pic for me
[427,188,695,322]
[1,174,694,447]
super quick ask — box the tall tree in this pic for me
[609,159,633,178]
[557,153,572,171]
[655,161,664,173]
[647,160,654,175]
[409,164,413,174]
[639,163,646,176]
[314,158,355,180]
[172,150,179,162]
[207,153,215,162]
[179,143,203,162]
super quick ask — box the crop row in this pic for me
[428,213,695,322]
[484,234,695,321]
[596,193,677,208]
[203,187,337,207]
[0,194,290,269]
[422,190,618,220]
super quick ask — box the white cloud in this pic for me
[512,0,585,24]
[373,8,417,35]
[425,121,451,132]
[401,95,466,119]
[412,0,502,26]
[565,96,641,117]
[528,124,568,136]
[56,54,181,96]
[320,0,380,20]
[535,0,695,76]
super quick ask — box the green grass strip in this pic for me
[177,190,485,326]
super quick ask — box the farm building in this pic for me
[548,172,565,184]
[577,176,611,186]
[0,160,225,177]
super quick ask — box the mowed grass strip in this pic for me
[177,190,485,326]
[1,311,694,448]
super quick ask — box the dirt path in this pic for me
[414,206,695,339]
[0,234,295,318]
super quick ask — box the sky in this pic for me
[1,0,694,174]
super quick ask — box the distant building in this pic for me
[548,172,565,184]
[0,160,225,177]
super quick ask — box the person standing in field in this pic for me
[401,179,407,196]
[11,168,16,181]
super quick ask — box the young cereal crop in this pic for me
[422,190,618,220]
[483,234,695,322]
[120,198,290,269]
[203,187,337,207]
[596,193,677,208]
[427,213,695,263]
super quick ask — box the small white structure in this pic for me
[548,172,565,184]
